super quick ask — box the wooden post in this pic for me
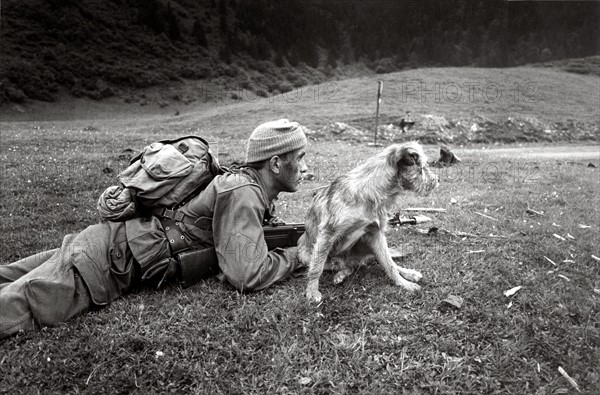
[374,80,383,145]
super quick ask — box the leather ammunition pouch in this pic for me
[140,214,219,289]
[141,256,180,289]
[177,247,219,288]
[141,247,219,289]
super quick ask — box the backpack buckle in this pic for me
[163,208,185,222]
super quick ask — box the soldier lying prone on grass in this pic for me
[0,119,309,339]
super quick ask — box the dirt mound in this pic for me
[309,115,598,145]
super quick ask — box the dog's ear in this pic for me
[392,145,421,168]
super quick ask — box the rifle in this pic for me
[178,223,305,288]
[179,215,431,287]
[262,214,432,250]
[263,223,305,250]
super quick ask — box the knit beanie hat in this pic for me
[245,119,307,163]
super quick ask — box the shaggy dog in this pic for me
[298,142,439,303]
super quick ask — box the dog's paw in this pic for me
[402,281,421,293]
[333,268,352,284]
[399,268,423,283]
[306,289,323,303]
[333,272,345,284]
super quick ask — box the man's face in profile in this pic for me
[277,148,308,193]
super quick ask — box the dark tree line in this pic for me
[1,0,598,103]
[218,0,598,67]
[125,0,600,68]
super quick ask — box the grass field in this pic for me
[1,66,599,393]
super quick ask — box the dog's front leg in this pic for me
[369,232,421,292]
[306,233,333,303]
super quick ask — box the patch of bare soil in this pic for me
[308,115,598,145]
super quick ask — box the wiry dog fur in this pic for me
[298,141,439,303]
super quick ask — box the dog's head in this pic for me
[386,141,439,195]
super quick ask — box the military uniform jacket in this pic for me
[125,167,301,292]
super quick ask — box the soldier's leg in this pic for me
[0,254,92,339]
[0,249,59,285]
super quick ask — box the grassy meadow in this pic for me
[1,66,599,393]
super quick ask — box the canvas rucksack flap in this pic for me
[117,136,217,208]
[98,136,222,222]
[154,160,215,208]
[141,143,194,180]
[118,142,193,200]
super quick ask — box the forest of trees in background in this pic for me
[1,0,598,103]
[214,0,598,68]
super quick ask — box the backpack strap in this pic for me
[160,217,190,256]
[152,207,205,228]
[154,210,212,256]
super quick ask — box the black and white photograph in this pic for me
[1,0,599,393]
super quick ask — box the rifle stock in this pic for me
[177,224,306,288]
[263,223,306,250]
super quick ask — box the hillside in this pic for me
[2,66,597,146]
[160,66,600,145]
[1,0,598,105]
